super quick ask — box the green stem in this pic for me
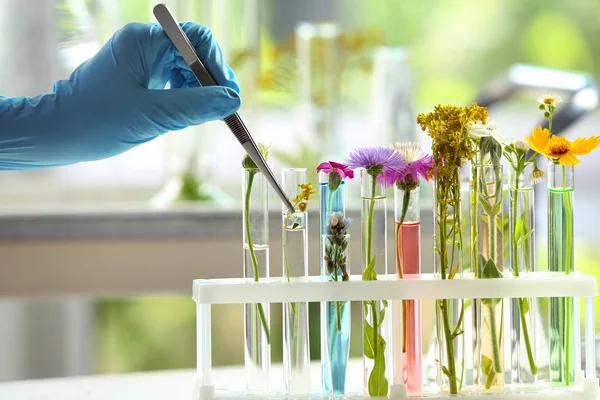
[511,178,520,277]
[488,209,497,265]
[399,188,411,226]
[437,198,458,394]
[395,188,411,280]
[563,165,573,385]
[471,166,479,277]
[488,303,502,377]
[336,301,342,333]
[283,229,297,315]
[565,297,572,385]
[364,173,384,394]
[366,176,377,267]
[397,188,412,353]
[244,171,270,344]
[327,189,334,215]
[395,223,403,279]
[485,370,496,390]
[511,173,538,375]
[333,244,343,334]
[519,298,538,375]
[441,299,458,394]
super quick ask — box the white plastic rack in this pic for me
[192,272,599,399]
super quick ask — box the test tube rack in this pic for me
[192,271,599,399]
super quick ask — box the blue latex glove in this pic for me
[0,22,241,169]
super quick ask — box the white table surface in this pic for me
[2,362,595,400]
[0,362,360,400]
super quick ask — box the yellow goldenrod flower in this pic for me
[290,183,316,211]
[299,183,316,199]
[526,126,600,166]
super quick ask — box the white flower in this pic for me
[467,121,510,145]
[394,142,424,163]
[530,167,545,185]
[537,94,562,107]
[513,140,530,152]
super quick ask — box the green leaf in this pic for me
[377,304,387,328]
[490,202,502,216]
[464,298,473,309]
[482,257,502,279]
[482,354,494,376]
[480,255,502,306]
[482,297,501,306]
[362,256,377,281]
[517,229,534,248]
[514,217,524,242]
[441,366,451,378]
[477,253,487,277]
[520,298,530,315]
[363,321,375,359]
[368,340,389,396]
[497,215,504,231]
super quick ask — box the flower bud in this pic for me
[242,143,270,170]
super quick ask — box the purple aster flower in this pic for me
[345,146,406,188]
[394,142,434,185]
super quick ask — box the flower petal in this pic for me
[316,162,332,173]
[329,161,346,169]
[558,152,581,167]
[492,129,511,146]
[569,136,600,157]
[467,123,489,137]
[526,127,551,157]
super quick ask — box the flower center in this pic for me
[549,137,570,155]
[543,97,555,105]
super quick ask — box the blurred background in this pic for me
[0,0,599,382]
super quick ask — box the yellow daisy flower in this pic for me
[526,126,600,166]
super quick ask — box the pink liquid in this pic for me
[395,222,422,392]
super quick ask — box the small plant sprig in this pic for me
[527,95,600,386]
[346,146,405,397]
[242,144,272,344]
[283,182,316,315]
[417,103,488,395]
[317,161,354,213]
[323,211,352,333]
[283,183,316,279]
[503,138,540,378]
[467,121,506,388]
[392,143,433,356]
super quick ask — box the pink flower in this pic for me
[316,161,355,180]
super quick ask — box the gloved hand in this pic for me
[0,22,241,169]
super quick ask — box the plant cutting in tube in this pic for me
[346,146,404,397]
[526,95,600,386]
[417,103,488,395]
[242,143,272,344]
